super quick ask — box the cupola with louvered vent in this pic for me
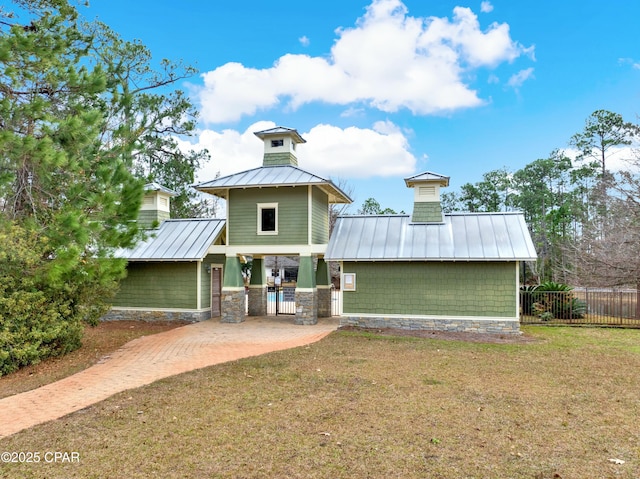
[404,172,450,223]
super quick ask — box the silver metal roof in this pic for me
[144,182,177,196]
[404,171,450,187]
[254,126,306,144]
[116,219,225,261]
[325,213,537,261]
[195,165,352,204]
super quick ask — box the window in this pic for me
[258,203,278,235]
[271,139,284,147]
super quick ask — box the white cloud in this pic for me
[178,121,416,182]
[299,35,310,46]
[618,57,640,70]
[197,0,533,124]
[507,67,534,89]
[563,146,640,173]
[480,1,494,13]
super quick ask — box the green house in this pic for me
[110,127,537,333]
[195,127,352,324]
[325,172,538,334]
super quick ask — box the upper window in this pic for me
[271,139,284,147]
[258,203,278,235]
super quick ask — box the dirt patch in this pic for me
[338,325,540,344]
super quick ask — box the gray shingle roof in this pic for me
[325,213,537,261]
[195,165,352,203]
[116,219,225,261]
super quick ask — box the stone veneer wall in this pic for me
[339,316,519,334]
[295,290,318,325]
[221,289,246,323]
[317,287,332,318]
[247,286,267,316]
[103,309,210,322]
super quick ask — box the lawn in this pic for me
[1,325,639,478]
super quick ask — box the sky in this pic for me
[78,0,640,213]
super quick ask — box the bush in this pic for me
[0,224,117,376]
[520,282,586,320]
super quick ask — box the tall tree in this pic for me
[85,21,214,219]
[510,151,575,281]
[458,168,512,213]
[0,0,205,373]
[569,109,637,177]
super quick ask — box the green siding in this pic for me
[263,152,298,166]
[137,210,170,228]
[411,202,443,223]
[113,262,197,309]
[228,187,308,245]
[343,262,516,317]
[311,186,329,244]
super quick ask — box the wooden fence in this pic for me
[520,288,640,327]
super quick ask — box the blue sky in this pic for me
[82,0,640,213]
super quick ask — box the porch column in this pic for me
[248,257,267,316]
[316,258,332,318]
[295,255,318,325]
[221,255,245,323]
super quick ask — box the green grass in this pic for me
[1,326,640,478]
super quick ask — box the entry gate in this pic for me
[267,285,296,315]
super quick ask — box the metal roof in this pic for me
[254,126,306,144]
[144,182,177,196]
[325,212,537,261]
[404,171,450,187]
[116,219,225,261]
[195,165,352,204]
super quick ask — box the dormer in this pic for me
[138,183,176,228]
[255,127,306,167]
[404,172,449,223]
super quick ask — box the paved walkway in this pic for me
[0,317,339,438]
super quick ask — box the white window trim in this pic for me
[257,202,278,235]
[342,273,356,291]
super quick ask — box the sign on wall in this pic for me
[342,273,356,291]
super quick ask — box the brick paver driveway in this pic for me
[0,317,339,438]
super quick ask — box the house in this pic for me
[325,173,537,333]
[194,127,351,324]
[109,127,537,333]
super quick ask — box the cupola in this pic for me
[254,126,306,167]
[138,183,176,228]
[404,172,449,223]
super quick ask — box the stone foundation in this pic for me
[247,286,267,316]
[339,316,521,334]
[317,287,332,318]
[295,290,318,325]
[221,289,246,323]
[102,309,209,322]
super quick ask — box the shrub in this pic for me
[0,224,117,376]
[521,282,586,320]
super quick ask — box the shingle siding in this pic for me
[113,262,197,309]
[228,187,308,245]
[343,261,516,317]
[311,187,329,244]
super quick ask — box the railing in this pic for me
[520,288,640,327]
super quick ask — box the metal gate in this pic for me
[267,286,296,315]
